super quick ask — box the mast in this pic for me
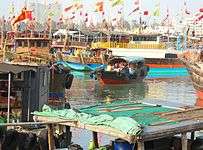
[1,16,4,49]
[139,0,142,34]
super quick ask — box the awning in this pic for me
[0,63,37,74]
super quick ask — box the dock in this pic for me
[32,100,203,150]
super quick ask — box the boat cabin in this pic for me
[11,31,51,64]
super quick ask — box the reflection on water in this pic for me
[67,71,196,108]
[67,71,196,149]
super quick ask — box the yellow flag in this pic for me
[153,0,160,16]
[110,0,124,7]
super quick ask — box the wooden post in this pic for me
[93,131,99,148]
[47,124,55,150]
[181,132,187,150]
[191,131,195,141]
[137,141,145,150]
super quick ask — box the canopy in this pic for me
[0,63,37,74]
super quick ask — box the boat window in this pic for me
[17,41,22,47]
[30,41,35,47]
[24,41,28,47]
[43,42,48,47]
[37,41,41,47]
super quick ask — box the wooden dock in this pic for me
[34,107,203,150]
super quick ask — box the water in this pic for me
[66,71,197,149]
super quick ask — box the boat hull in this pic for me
[99,71,146,85]
[181,58,203,106]
[145,58,184,68]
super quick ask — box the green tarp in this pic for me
[33,100,176,136]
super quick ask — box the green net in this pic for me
[79,100,175,126]
[33,99,177,136]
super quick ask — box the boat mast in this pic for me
[139,0,142,34]
[1,16,4,50]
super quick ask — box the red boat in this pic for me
[93,56,149,85]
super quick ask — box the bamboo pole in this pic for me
[93,131,99,148]
[7,73,11,123]
[47,124,55,150]
[181,132,188,150]
[137,140,145,150]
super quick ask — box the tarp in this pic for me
[0,63,37,74]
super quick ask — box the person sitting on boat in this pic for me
[120,62,130,78]
[113,63,120,72]
[129,63,138,79]
[106,62,113,71]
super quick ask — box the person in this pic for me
[120,62,130,78]
[113,63,120,72]
[106,62,113,71]
[129,63,138,79]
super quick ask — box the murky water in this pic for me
[65,71,197,149]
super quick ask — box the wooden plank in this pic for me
[181,132,187,150]
[137,141,145,150]
[0,120,69,126]
[191,131,195,141]
[142,120,203,141]
[93,132,99,148]
[36,116,137,143]
[47,124,55,150]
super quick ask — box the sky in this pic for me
[0,0,202,22]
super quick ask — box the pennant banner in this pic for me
[153,0,160,16]
[110,0,124,7]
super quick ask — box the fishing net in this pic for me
[79,99,175,126]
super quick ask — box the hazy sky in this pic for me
[0,0,202,20]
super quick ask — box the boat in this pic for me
[51,29,107,71]
[180,49,203,106]
[92,56,149,85]
[91,32,185,69]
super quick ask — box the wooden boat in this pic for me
[2,30,51,65]
[51,30,107,71]
[92,56,149,85]
[180,50,203,106]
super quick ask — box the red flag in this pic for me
[143,11,148,15]
[64,5,73,12]
[13,8,32,25]
[95,1,103,12]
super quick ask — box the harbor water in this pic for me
[66,70,197,149]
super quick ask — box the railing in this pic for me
[91,42,166,49]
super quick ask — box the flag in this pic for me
[143,11,148,15]
[12,8,32,25]
[110,0,124,7]
[153,0,160,16]
[184,0,190,15]
[194,14,203,24]
[64,5,73,12]
[9,1,15,15]
[95,1,104,12]
[128,0,139,16]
